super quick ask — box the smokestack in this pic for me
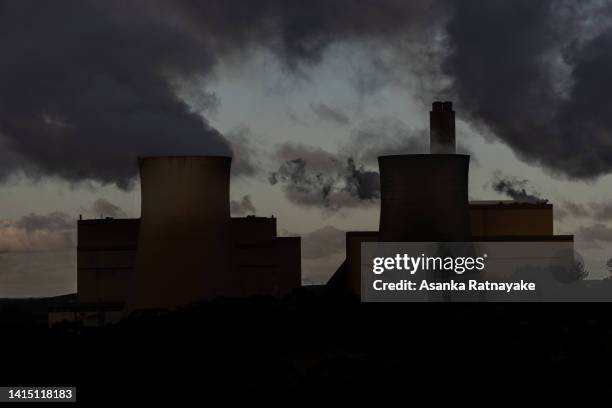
[430,101,455,154]
[378,154,471,241]
[128,156,233,311]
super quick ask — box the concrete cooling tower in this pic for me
[378,154,472,242]
[128,156,233,311]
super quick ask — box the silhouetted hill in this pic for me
[0,293,77,326]
[2,288,612,401]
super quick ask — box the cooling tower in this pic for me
[378,154,471,241]
[128,156,233,311]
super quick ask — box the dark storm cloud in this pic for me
[491,172,548,204]
[444,0,612,180]
[4,0,612,187]
[0,0,443,188]
[182,0,611,180]
[174,0,441,68]
[230,195,257,216]
[310,104,350,126]
[0,0,232,189]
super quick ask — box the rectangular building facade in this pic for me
[469,201,553,237]
[76,216,301,305]
[333,202,572,296]
[77,219,139,303]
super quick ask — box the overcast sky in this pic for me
[1,0,612,296]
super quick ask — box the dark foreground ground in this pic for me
[2,288,612,402]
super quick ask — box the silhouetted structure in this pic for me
[430,101,455,154]
[49,101,576,323]
[329,101,574,295]
[49,157,301,325]
[129,156,234,311]
[75,215,300,308]
[378,154,471,242]
[129,156,301,311]
[469,200,554,236]
[77,218,139,303]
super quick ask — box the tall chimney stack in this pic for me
[430,101,455,154]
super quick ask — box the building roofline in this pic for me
[471,235,573,241]
[469,201,552,209]
[78,218,140,224]
[345,231,573,242]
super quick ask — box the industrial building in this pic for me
[50,100,574,325]
[75,215,300,307]
[49,156,301,325]
[328,101,574,295]
[77,218,139,303]
[127,156,301,311]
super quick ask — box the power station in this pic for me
[327,101,573,294]
[50,157,301,326]
[49,101,574,326]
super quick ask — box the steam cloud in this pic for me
[268,119,436,210]
[225,127,262,178]
[91,198,126,219]
[230,195,257,216]
[341,118,429,166]
[268,143,380,211]
[1,1,612,188]
[491,172,548,204]
[0,0,439,188]
[310,104,350,126]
